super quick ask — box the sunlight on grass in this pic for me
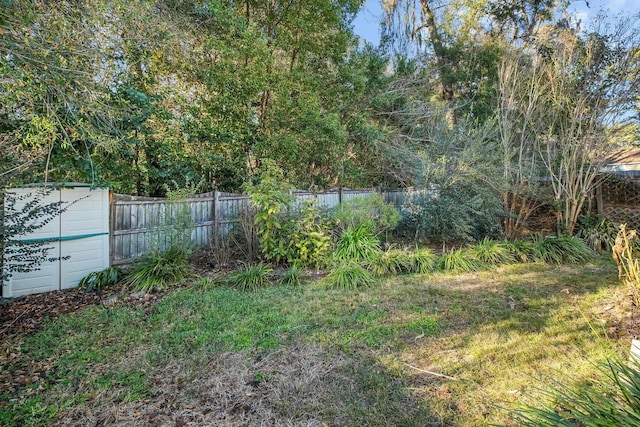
[1,257,625,426]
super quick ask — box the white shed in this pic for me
[2,185,110,298]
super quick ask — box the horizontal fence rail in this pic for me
[110,188,416,265]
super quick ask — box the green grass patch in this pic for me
[0,256,625,426]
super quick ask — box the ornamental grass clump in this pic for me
[437,248,483,272]
[324,262,376,290]
[503,240,537,263]
[279,262,303,287]
[408,247,438,274]
[369,248,413,276]
[334,225,381,263]
[226,263,273,291]
[532,235,593,264]
[471,238,514,266]
[123,245,192,292]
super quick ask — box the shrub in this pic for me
[437,248,484,272]
[331,193,401,237]
[408,247,438,274]
[244,160,295,264]
[334,225,381,263]
[324,262,376,290]
[513,358,640,426]
[576,213,617,252]
[369,248,413,276]
[122,245,192,292]
[226,263,273,291]
[471,238,514,265]
[400,183,503,243]
[79,267,120,292]
[288,199,332,270]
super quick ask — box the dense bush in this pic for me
[244,160,296,264]
[331,193,401,237]
[400,183,503,243]
[245,161,332,268]
[288,199,332,269]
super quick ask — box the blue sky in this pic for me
[352,0,640,46]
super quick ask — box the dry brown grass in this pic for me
[2,258,631,427]
[56,343,435,426]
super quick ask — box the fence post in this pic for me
[213,190,220,248]
[109,192,115,266]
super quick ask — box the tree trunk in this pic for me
[419,0,455,127]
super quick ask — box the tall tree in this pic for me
[498,13,640,235]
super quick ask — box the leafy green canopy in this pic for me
[1,0,392,195]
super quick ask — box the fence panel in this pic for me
[110,188,410,265]
[110,192,215,265]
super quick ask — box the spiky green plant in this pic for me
[79,267,120,292]
[471,238,514,266]
[324,262,376,290]
[279,262,303,287]
[514,358,640,426]
[122,245,192,292]
[226,263,273,291]
[533,236,593,264]
[437,248,483,272]
[369,248,413,276]
[408,247,438,274]
[334,225,381,263]
[503,240,537,263]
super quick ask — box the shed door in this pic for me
[2,187,110,298]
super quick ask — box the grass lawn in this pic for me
[0,257,629,426]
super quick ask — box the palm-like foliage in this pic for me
[514,358,640,426]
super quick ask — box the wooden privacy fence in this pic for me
[110,188,413,265]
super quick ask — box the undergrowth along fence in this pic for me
[110,188,412,265]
